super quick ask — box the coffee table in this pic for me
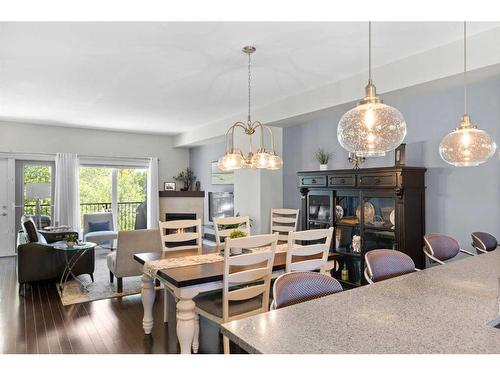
[53,241,96,294]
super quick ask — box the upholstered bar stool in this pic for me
[272,272,343,309]
[423,233,475,265]
[364,249,418,284]
[471,232,498,254]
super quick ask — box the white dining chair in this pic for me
[193,233,278,354]
[270,208,299,242]
[158,218,203,325]
[158,219,202,253]
[286,227,334,274]
[213,216,250,251]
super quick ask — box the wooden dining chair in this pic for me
[423,233,475,265]
[286,227,334,274]
[158,219,202,325]
[270,208,300,242]
[194,233,278,354]
[213,216,250,251]
[158,219,202,253]
[364,249,418,284]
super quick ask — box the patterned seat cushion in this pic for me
[274,272,343,309]
[471,232,498,252]
[424,234,460,262]
[365,249,415,282]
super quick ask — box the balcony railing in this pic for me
[23,201,144,231]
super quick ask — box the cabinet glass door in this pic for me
[361,193,397,251]
[307,190,332,229]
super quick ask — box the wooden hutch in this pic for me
[297,166,426,289]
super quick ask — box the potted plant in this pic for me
[228,229,247,255]
[315,148,332,170]
[173,168,196,191]
[65,233,78,248]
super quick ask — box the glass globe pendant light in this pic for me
[439,22,496,167]
[217,46,283,171]
[338,22,407,157]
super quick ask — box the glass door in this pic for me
[361,191,397,252]
[307,190,333,230]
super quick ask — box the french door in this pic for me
[0,158,15,257]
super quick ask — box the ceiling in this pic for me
[0,22,499,135]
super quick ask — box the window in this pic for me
[79,166,147,231]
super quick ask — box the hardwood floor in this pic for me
[0,256,225,354]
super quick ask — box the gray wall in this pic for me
[0,121,189,191]
[283,74,500,248]
[189,142,233,224]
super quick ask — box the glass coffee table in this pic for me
[53,241,96,294]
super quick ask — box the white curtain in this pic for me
[54,153,80,232]
[147,157,159,229]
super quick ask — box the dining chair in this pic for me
[213,216,250,251]
[83,212,118,250]
[194,233,278,354]
[270,208,300,242]
[364,249,418,284]
[471,232,498,254]
[158,219,202,253]
[158,218,202,325]
[286,227,334,274]
[272,271,342,309]
[423,233,475,265]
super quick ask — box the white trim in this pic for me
[78,156,150,168]
[0,152,55,162]
[6,158,16,256]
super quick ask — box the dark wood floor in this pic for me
[0,256,224,354]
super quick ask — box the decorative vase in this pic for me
[66,241,75,248]
[319,164,328,171]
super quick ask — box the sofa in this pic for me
[17,217,95,285]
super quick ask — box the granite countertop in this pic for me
[221,250,500,354]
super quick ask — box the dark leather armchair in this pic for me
[17,217,95,285]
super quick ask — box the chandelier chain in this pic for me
[463,21,467,115]
[368,21,372,82]
[248,51,252,122]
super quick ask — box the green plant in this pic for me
[173,168,196,191]
[314,148,332,164]
[65,233,78,242]
[229,229,247,239]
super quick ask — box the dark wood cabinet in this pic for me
[298,166,426,289]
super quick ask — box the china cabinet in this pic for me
[298,166,426,288]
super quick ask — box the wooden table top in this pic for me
[134,246,340,288]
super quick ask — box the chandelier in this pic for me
[217,46,282,171]
[337,22,407,157]
[439,22,496,167]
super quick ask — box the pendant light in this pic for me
[337,22,407,157]
[439,22,496,167]
[217,46,282,171]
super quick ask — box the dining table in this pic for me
[134,244,340,354]
[220,249,500,354]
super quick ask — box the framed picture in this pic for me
[164,182,176,191]
[211,161,234,185]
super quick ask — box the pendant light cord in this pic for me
[368,21,372,82]
[463,21,467,115]
[248,51,252,123]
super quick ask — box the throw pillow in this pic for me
[23,220,39,242]
[88,220,110,233]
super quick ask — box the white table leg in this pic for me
[141,274,156,334]
[192,314,200,353]
[176,297,196,354]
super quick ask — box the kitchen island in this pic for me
[221,250,500,354]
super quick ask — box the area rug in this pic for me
[58,246,149,306]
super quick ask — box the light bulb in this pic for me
[221,149,244,170]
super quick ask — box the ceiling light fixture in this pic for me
[439,22,496,167]
[217,46,282,172]
[337,22,407,157]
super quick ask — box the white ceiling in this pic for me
[0,22,499,135]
